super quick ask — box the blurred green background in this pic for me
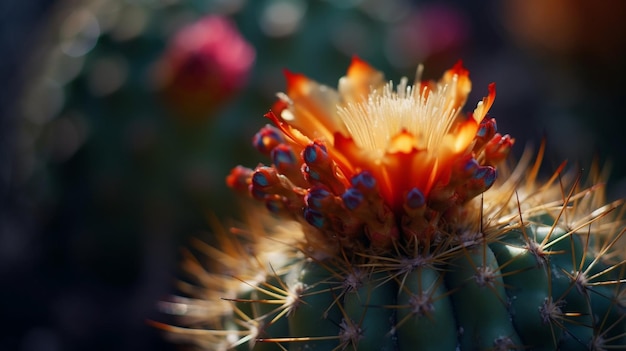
[1,0,626,350]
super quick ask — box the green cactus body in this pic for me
[160,60,626,350]
[215,219,625,351]
[395,266,456,351]
[488,229,559,350]
[446,245,522,350]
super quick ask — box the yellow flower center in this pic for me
[337,73,465,160]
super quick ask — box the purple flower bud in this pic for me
[252,169,271,187]
[342,188,364,211]
[303,142,328,164]
[351,171,377,190]
[406,188,426,209]
[474,166,497,189]
[253,125,284,154]
[271,144,297,169]
[304,208,325,229]
[306,187,332,210]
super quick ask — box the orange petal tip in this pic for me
[347,56,377,77]
[283,69,308,94]
[451,59,468,76]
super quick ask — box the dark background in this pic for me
[1,1,626,350]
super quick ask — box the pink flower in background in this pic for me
[155,15,255,121]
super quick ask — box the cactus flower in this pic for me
[230,57,511,250]
[157,59,626,351]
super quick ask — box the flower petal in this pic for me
[440,60,472,112]
[282,70,346,141]
[472,83,496,124]
[338,56,385,104]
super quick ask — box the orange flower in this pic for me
[229,58,513,250]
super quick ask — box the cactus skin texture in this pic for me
[156,59,626,351]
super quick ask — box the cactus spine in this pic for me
[158,59,626,351]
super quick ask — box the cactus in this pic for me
[157,58,626,351]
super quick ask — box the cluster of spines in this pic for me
[157,163,626,351]
[223,210,626,350]
[179,161,625,349]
